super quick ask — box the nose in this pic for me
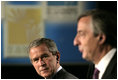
[38,59,45,66]
[73,35,80,46]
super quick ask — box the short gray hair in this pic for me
[28,38,58,55]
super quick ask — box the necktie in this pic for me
[93,68,100,79]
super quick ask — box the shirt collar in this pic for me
[95,48,116,78]
[56,66,62,73]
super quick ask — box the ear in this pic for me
[98,34,106,45]
[56,51,60,62]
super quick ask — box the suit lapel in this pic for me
[102,52,117,79]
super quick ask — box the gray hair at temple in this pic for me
[77,9,117,48]
[28,38,58,55]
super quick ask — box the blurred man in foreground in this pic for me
[74,9,117,79]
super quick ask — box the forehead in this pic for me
[29,44,50,57]
[77,16,93,31]
[32,44,48,51]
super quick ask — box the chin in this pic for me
[82,54,86,59]
[84,56,91,62]
[42,73,51,78]
[82,55,89,61]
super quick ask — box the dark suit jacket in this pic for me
[87,52,117,79]
[52,68,78,79]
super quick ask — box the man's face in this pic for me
[29,44,58,78]
[74,16,99,62]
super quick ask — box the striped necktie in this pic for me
[93,68,100,79]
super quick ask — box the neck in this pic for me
[45,64,60,79]
[94,45,112,64]
[56,64,60,71]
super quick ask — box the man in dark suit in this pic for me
[73,9,117,79]
[28,38,78,79]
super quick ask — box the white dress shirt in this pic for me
[95,48,116,79]
[56,66,62,72]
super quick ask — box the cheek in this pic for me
[81,39,90,50]
[84,39,98,56]
[83,36,96,48]
[32,64,41,76]
[82,39,94,56]
[47,58,57,71]
[33,64,39,72]
[47,58,56,67]
[84,41,94,53]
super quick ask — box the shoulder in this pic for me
[61,68,78,79]
[102,51,117,79]
[53,68,78,79]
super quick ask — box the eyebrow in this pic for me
[32,53,49,60]
[77,30,83,33]
[31,57,38,61]
[41,54,49,58]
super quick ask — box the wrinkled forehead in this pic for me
[29,45,51,58]
[31,44,49,52]
[79,16,92,23]
[77,16,93,31]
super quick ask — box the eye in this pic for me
[78,31,86,38]
[33,58,39,63]
[42,54,49,58]
[41,54,50,60]
[79,31,84,35]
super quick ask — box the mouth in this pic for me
[78,47,83,53]
[40,68,48,72]
[79,49,83,53]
